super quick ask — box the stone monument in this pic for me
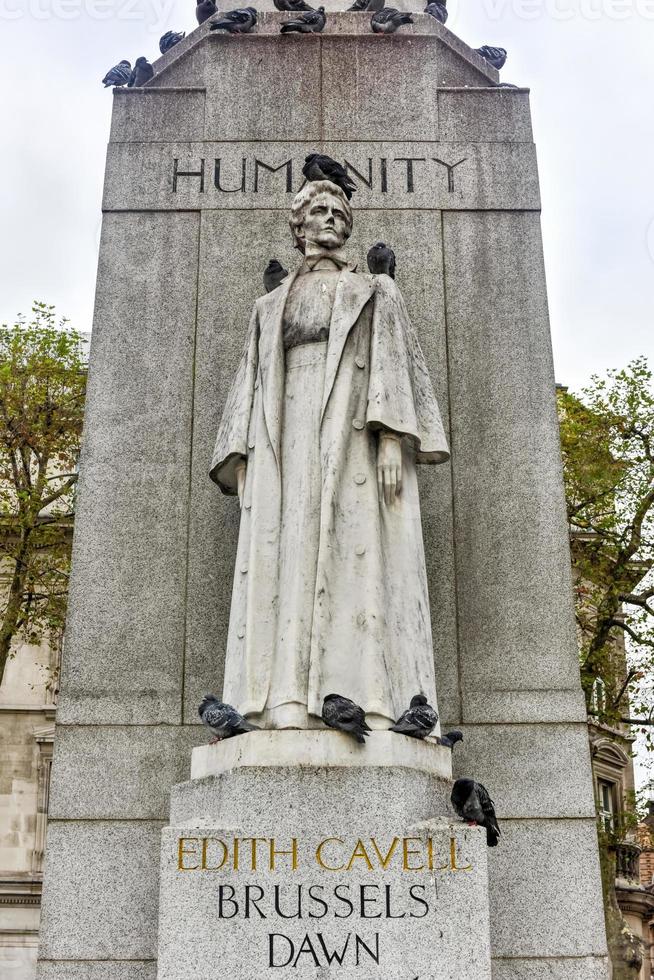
[36,6,610,980]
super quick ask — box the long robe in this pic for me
[210,268,450,726]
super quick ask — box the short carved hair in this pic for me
[289,180,353,253]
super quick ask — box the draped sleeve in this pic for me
[209,304,260,494]
[366,274,450,464]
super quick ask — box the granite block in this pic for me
[487,819,607,958]
[460,688,587,724]
[38,821,163,960]
[437,89,533,143]
[38,963,156,980]
[443,210,580,695]
[48,726,201,820]
[56,211,199,726]
[451,723,597,819]
[491,956,609,980]
[110,89,205,143]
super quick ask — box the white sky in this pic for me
[1,0,652,778]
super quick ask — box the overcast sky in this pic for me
[1,0,652,778]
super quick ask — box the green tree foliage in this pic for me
[0,303,86,687]
[558,358,654,743]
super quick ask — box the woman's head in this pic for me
[289,180,353,253]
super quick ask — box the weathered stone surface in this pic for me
[460,688,587,724]
[48,726,202,820]
[56,211,199,726]
[111,89,206,142]
[442,210,581,699]
[437,89,533,142]
[487,819,607,958]
[451,723,596,818]
[38,963,156,980]
[491,957,609,980]
[38,821,163,960]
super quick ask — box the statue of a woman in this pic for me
[210,180,450,732]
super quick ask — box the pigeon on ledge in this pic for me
[199,695,260,742]
[280,7,326,32]
[210,7,258,32]
[102,60,131,88]
[438,729,464,749]
[451,778,501,847]
[389,694,438,739]
[371,8,414,33]
[128,57,154,87]
[322,694,371,744]
[159,30,185,53]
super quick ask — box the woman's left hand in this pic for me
[377,431,402,506]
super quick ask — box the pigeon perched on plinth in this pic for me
[389,694,438,739]
[102,60,131,88]
[210,7,258,32]
[280,7,326,32]
[451,778,500,847]
[196,0,217,23]
[371,8,414,32]
[425,0,447,23]
[367,242,396,278]
[128,57,154,87]
[348,0,385,10]
[302,153,356,199]
[438,729,464,749]
[475,45,507,69]
[199,695,260,742]
[159,30,185,53]
[264,259,289,293]
[274,0,314,10]
[322,694,371,744]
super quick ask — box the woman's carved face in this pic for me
[302,192,349,251]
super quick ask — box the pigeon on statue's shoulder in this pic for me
[322,694,371,743]
[198,695,260,742]
[389,693,438,739]
[451,778,500,847]
[264,259,289,293]
[367,241,396,278]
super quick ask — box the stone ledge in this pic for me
[191,729,452,779]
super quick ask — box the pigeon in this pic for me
[367,241,396,278]
[451,778,500,847]
[424,0,447,22]
[389,693,438,739]
[322,693,371,744]
[198,694,260,742]
[196,0,217,23]
[264,259,289,293]
[128,57,154,87]
[371,7,414,32]
[274,0,314,10]
[102,60,131,88]
[348,0,385,10]
[497,82,518,88]
[159,30,185,53]
[280,6,326,32]
[438,729,464,749]
[302,153,356,199]
[475,45,507,70]
[210,7,258,31]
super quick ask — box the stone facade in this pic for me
[36,10,609,979]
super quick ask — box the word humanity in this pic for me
[171,156,468,196]
[177,835,473,872]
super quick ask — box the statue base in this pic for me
[155,732,492,979]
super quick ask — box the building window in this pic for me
[598,779,617,832]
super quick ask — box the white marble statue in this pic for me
[210,180,450,732]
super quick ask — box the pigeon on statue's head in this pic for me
[451,778,501,847]
[302,153,356,199]
[389,693,438,739]
[322,694,371,744]
[198,695,260,742]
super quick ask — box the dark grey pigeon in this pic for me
[348,0,384,10]
[102,60,131,88]
[210,7,258,31]
[424,0,447,22]
[438,729,464,749]
[389,694,438,739]
[475,45,507,69]
[280,6,326,31]
[371,7,414,32]
[264,259,289,293]
[322,694,371,744]
[128,57,154,87]
[196,0,217,23]
[274,0,314,10]
[302,153,356,199]
[159,30,185,53]
[451,778,500,847]
[367,241,396,278]
[199,694,260,742]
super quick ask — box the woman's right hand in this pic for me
[235,461,247,508]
